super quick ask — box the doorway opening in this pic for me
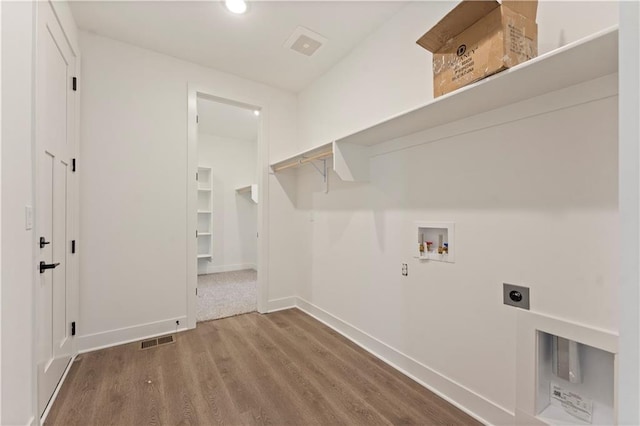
[196,98,259,321]
[187,87,268,327]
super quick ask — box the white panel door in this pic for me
[36,1,76,415]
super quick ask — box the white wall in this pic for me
[198,132,257,274]
[77,32,300,350]
[294,1,619,424]
[0,0,4,421]
[618,1,640,423]
[0,0,3,421]
[296,93,618,422]
[1,2,36,424]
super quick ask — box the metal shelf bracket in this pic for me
[308,158,328,193]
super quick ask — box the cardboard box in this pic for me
[417,0,538,97]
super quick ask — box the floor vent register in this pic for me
[140,334,175,350]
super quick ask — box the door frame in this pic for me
[186,84,269,328]
[33,0,81,420]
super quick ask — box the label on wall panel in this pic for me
[550,382,593,423]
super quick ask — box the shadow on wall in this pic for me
[294,97,617,213]
[273,169,299,206]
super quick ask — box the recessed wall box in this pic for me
[536,331,615,425]
[415,222,455,263]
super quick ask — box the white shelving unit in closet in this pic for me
[197,166,213,260]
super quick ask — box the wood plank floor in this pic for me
[45,309,481,425]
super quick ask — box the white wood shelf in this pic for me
[197,254,212,259]
[198,187,211,191]
[270,27,618,184]
[236,184,259,203]
[270,142,333,173]
[197,232,211,237]
[197,210,212,214]
[338,27,617,147]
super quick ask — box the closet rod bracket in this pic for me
[308,158,329,194]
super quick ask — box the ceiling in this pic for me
[69,1,407,92]
[197,97,260,141]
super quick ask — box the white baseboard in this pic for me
[198,263,256,275]
[294,297,515,426]
[77,316,188,353]
[77,297,287,354]
[266,297,296,313]
[515,408,547,425]
[27,416,36,426]
[40,356,76,424]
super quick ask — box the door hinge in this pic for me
[196,230,198,238]
[196,288,198,296]
[71,240,76,254]
[196,172,198,180]
[196,115,199,124]
[72,158,76,172]
[71,321,76,336]
[72,77,77,91]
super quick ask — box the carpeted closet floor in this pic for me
[197,269,257,322]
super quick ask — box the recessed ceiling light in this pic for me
[253,110,260,116]
[225,0,247,15]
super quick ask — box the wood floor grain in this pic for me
[45,309,482,426]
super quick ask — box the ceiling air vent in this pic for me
[284,26,327,57]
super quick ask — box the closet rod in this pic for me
[272,151,333,173]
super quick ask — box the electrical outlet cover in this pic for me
[503,283,530,310]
